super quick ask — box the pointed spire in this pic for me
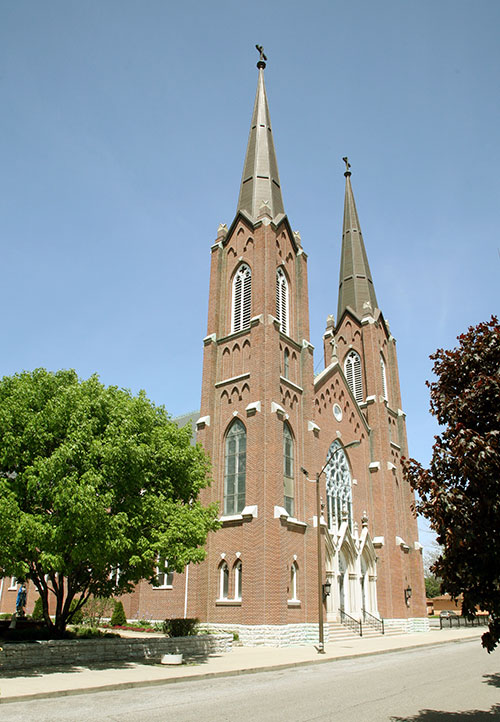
[337,159,378,321]
[236,47,284,222]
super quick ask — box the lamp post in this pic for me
[302,438,360,654]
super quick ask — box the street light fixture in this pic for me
[302,438,361,654]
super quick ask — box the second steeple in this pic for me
[337,160,378,321]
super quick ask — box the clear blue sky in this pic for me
[2,1,499,548]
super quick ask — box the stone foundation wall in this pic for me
[383,617,430,633]
[0,634,232,672]
[199,623,327,647]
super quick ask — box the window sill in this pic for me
[153,586,173,590]
[216,600,242,606]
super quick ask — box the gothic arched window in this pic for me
[344,350,363,404]
[325,440,353,531]
[218,561,229,600]
[283,348,290,379]
[276,267,289,335]
[289,561,299,602]
[234,560,242,601]
[232,264,252,333]
[380,354,388,401]
[283,422,294,516]
[224,419,247,515]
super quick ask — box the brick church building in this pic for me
[0,54,427,645]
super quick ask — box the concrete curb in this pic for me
[0,634,480,705]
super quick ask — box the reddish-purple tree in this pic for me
[403,317,500,651]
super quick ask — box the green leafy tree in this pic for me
[0,369,219,637]
[403,317,500,651]
[424,576,441,599]
[423,544,442,599]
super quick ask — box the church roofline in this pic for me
[335,305,393,341]
[220,210,300,254]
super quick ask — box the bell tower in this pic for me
[319,160,427,621]
[194,49,317,640]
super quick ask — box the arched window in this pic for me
[325,440,353,531]
[234,560,242,601]
[289,561,299,602]
[283,423,294,516]
[283,348,290,379]
[344,350,363,404]
[218,561,229,600]
[380,354,387,400]
[232,264,252,333]
[224,419,246,515]
[276,267,289,335]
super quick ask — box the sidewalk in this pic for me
[0,626,484,704]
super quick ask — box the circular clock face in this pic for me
[333,403,343,422]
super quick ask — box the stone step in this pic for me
[327,620,406,641]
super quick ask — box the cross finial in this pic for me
[256,44,267,69]
[342,156,352,177]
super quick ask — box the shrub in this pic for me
[31,596,44,621]
[70,625,120,639]
[110,600,127,627]
[162,617,199,637]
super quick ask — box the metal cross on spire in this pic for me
[255,44,267,68]
[342,156,352,176]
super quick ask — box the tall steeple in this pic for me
[236,47,285,222]
[337,159,378,321]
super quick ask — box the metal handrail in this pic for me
[339,609,362,637]
[439,614,489,629]
[362,608,385,635]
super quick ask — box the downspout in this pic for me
[183,564,190,619]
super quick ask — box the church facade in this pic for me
[0,55,428,645]
[120,54,427,644]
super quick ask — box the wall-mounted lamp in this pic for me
[322,580,332,600]
[404,585,412,606]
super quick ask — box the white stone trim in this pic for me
[373,536,385,548]
[271,401,286,417]
[196,415,210,429]
[369,462,380,471]
[245,401,261,416]
[396,536,410,551]
[215,372,250,388]
[308,420,320,433]
[280,377,303,392]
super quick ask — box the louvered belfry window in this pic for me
[380,355,388,400]
[344,350,363,404]
[232,264,252,333]
[276,267,289,335]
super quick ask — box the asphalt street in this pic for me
[1,639,499,721]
